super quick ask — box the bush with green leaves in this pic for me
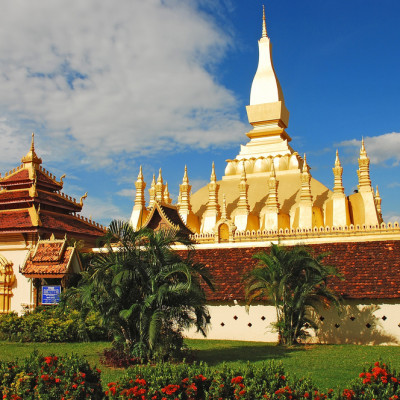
[0,352,103,399]
[244,243,342,345]
[104,361,323,399]
[0,306,107,342]
[63,221,213,362]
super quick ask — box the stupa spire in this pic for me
[155,168,164,202]
[375,185,382,221]
[357,138,372,192]
[133,166,146,209]
[148,174,156,208]
[163,182,172,204]
[221,194,227,220]
[332,150,344,195]
[130,166,149,230]
[266,163,279,210]
[262,5,268,38]
[237,162,250,213]
[178,165,192,214]
[300,154,312,204]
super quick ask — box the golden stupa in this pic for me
[130,7,382,243]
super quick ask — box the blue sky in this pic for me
[0,1,399,224]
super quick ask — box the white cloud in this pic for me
[383,212,400,224]
[0,0,246,168]
[338,132,400,165]
[116,188,135,198]
[81,196,125,225]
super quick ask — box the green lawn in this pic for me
[1,340,400,391]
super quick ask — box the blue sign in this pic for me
[42,286,62,305]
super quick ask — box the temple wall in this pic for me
[0,245,32,314]
[184,300,400,345]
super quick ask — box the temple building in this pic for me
[129,8,400,344]
[0,135,105,313]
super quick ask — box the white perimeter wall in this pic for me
[185,300,400,345]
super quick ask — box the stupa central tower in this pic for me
[225,7,301,178]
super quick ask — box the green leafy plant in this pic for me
[0,352,103,399]
[0,306,107,342]
[62,221,213,362]
[244,243,342,345]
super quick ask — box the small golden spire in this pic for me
[262,5,268,38]
[302,154,310,173]
[22,132,42,167]
[163,182,172,204]
[358,138,372,191]
[211,161,216,183]
[237,161,250,213]
[183,165,189,184]
[301,154,313,204]
[155,169,164,203]
[333,150,344,195]
[375,185,382,222]
[134,166,146,209]
[221,194,227,220]
[148,174,156,208]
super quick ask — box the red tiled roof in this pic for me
[37,190,82,212]
[0,190,31,202]
[0,209,33,229]
[0,169,30,186]
[182,240,400,301]
[36,170,62,191]
[23,245,75,278]
[39,210,105,238]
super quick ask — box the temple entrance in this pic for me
[218,223,229,242]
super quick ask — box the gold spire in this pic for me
[221,194,227,220]
[22,132,42,167]
[133,166,146,209]
[357,138,372,191]
[206,162,220,214]
[262,5,268,38]
[300,154,313,203]
[266,163,279,210]
[178,165,192,214]
[237,162,250,213]
[375,185,382,221]
[332,150,344,195]
[155,168,164,203]
[163,182,172,204]
[148,174,156,208]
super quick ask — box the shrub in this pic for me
[337,361,400,400]
[0,306,108,342]
[104,361,321,399]
[0,352,103,399]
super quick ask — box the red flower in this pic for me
[304,392,309,398]
[231,376,244,384]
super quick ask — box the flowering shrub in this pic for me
[0,352,103,399]
[104,361,321,399]
[336,361,400,400]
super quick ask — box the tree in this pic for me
[62,220,213,361]
[244,243,341,346]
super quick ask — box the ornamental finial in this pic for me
[262,5,268,38]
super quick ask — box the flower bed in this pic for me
[1,355,399,399]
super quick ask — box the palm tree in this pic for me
[244,243,341,345]
[63,220,213,360]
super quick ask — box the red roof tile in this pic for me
[39,210,105,238]
[36,170,62,191]
[0,190,30,202]
[37,190,82,212]
[0,169,30,186]
[23,245,76,278]
[180,240,400,301]
[0,209,32,229]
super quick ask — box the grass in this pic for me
[1,340,400,390]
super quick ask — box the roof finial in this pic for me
[262,5,268,38]
[31,132,35,151]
